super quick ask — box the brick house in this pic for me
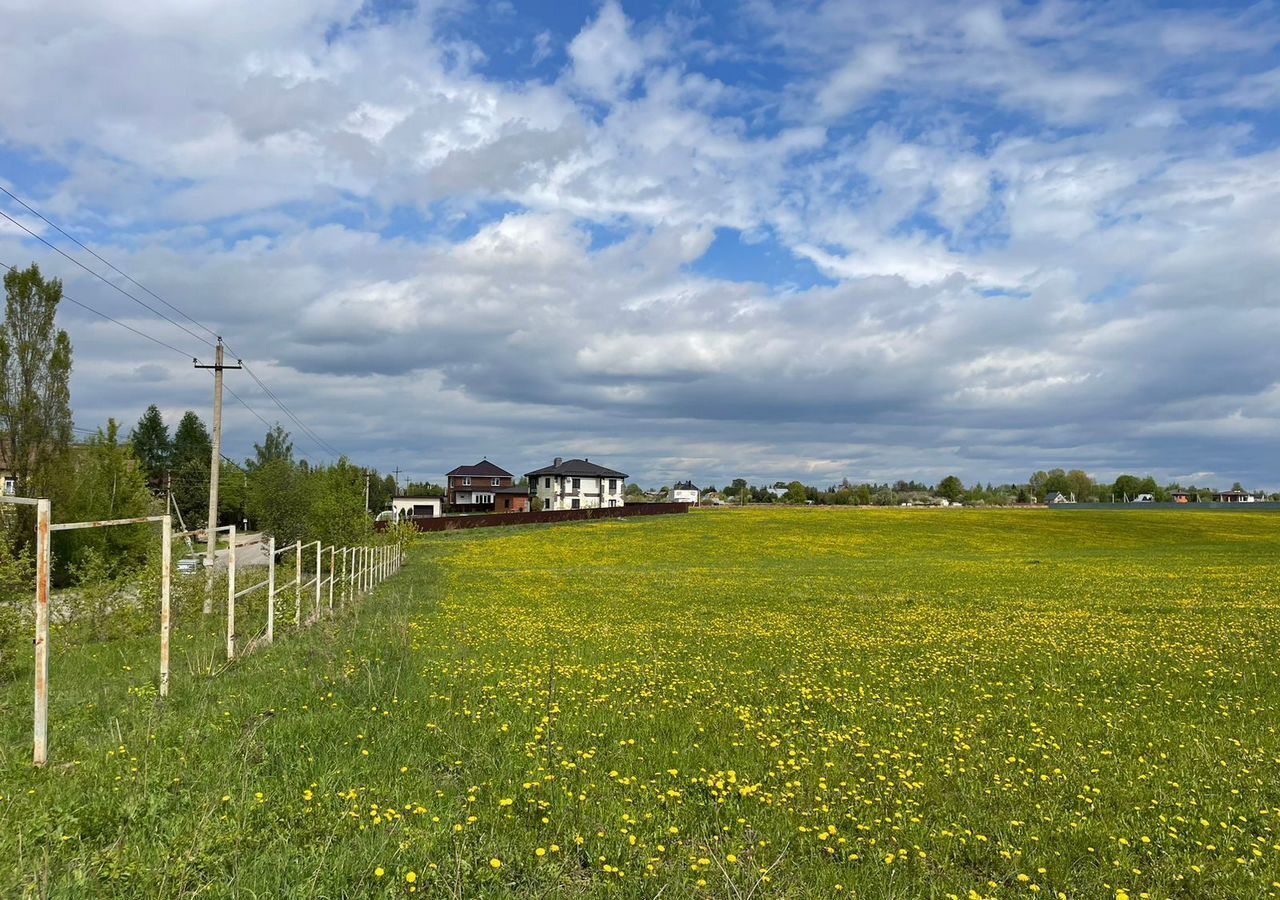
[445,460,530,513]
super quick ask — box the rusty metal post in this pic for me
[160,514,171,698]
[266,536,276,644]
[226,525,236,660]
[295,540,302,625]
[33,498,50,767]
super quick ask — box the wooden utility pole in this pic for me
[194,338,241,613]
[364,470,371,512]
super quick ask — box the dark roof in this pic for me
[673,480,698,491]
[525,458,628,479]
[492,485,530,495]
[445,460,512,478]
[392,495,443,501]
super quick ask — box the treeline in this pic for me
[0,264,388,589]
[663,470,1278,506]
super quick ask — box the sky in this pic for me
[1,0,1278,491]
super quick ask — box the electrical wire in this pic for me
[0,208,213,347]
[0,184,220,341]
[1,189,345,460]
[1,262,198,359]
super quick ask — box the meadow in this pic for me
[1,508,1279,898]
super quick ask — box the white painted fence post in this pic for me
[315,541,322,621]
[266,536,276,644]
[295,541,302,625]
[160,514,171,698]
[226,525,236,660]
[328,545,335,612]
[33,498,51,767]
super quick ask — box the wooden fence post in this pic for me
[266,536,276,644]
[33,498,51,767]
[160,514,171,698]
[226,525,236,660]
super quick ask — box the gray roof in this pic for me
[673,480,698,491]
[525,458,628,479]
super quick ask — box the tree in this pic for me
[246,457,309,545]
[129,404,171,490]
[783,480,807,503]
[0,263,73,500]
[937,475,964,502]
[250,424,293,468]
[170,411,212,524]
[1112,474,1143,501]
[57,420,153,580]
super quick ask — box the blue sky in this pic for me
[1,0,1278,489]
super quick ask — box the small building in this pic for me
[1045,491,1073,504]
[671,480,699,504]
[527,457,627,510]
[446,460,528,513]
[1212,490,1256,503]
[388,496,444,521]
[1170,490,1195,503]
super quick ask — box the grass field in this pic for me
[2,508,1280,898]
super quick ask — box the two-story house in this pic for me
[445,460,529,513]
[526,457,628,510]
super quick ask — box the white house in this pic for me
[671,480,699,504]
[526,458,627,510]
[388,496,444,521]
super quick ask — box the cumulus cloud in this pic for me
[0,0,1276,490]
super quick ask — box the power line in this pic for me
[1,190,345,460]
[0,208,212,348]
[1,262,199,359]
[0,184,219,341]
[238,361,343,459]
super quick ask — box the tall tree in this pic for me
[250,424,293,469]
[0,263,73,499]
[170,411,212,524]
[936,475,964,502]
[129,404,171,490]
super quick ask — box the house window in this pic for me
[573,477,581,490]
[609,499,618,508]
[504,498,511,509]
[571,498,580,509]
[544,477,551,488]
[609,479,617,492]
[492,477,501,486]
[462,476,471,486]
[2,477,13,496]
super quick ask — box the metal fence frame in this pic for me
[4,491,406,768]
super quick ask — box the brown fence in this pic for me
[377,502,690,533]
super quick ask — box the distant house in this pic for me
[1045,491,1073,504]
[1133,493,1155,503]
[671,480,699,504]
[389,496,443,521]
[1212,490,1256,503]
[446,460,530,513]
[1170,490,1195,503]
[527,457,627,510]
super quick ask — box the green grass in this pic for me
[2,508,1280,898]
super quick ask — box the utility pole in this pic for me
[364,470,371,513]
[392,467,401,495]
[194,338,241,612]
